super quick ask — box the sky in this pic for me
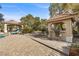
[0,3,50,21]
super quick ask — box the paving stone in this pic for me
[0,34,55,56]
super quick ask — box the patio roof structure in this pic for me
[2,20,23,33]
[47,13,78,42]
[3,20,21,25]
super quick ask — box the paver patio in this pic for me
[27,34,71,55]
[0,34,62,56]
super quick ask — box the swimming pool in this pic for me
[0,34,5,38]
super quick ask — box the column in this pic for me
[48,23,55,39]
[64,20,73,42]
[4,24,8,33]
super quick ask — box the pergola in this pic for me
[47,13,78,42]
[2,20,23,33]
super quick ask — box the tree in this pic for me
[33,17,41,31]
[20,14,35,33]
[49,3,62,18]
[0,5,4,32]
[0,13,4,22]
[0,5,4,22]
[20,14,48,34]
[60,3,79,13]
[49,3,79,17]
[40,19,48,35]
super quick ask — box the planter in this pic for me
[69,44,79,56]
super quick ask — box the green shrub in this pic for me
[22,27,33,33]
[71,43,79,48]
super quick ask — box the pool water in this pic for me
[0,34,5,38]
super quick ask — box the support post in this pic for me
[48,23,55,39]
[4,24,8,33]
[64,20,73,42]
